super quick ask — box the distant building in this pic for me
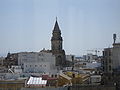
[11,66,22,74]
[65,55,75,68]
[66,55,75,62]
[3,52,18,67]
[18,52,57,74]
[102,47,114,85]
[102,34,120,87]
[0,57,4,66]
[112,43,120,70]
[83,53,98,62]
[102,48,112,74]
[102,43,120,73]
[51,20,66,68]
[90,75,101,84]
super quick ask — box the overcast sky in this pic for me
[0,0,120,56]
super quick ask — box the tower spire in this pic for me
[53,18,60,31]
[51,19,66,67]
[56,16,57,21]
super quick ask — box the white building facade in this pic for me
[66,55,75,62]
[18,52,57,74]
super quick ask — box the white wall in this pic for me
[66,55,74,62]
[90,75,101,84]
[18,52,57,74]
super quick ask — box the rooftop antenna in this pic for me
[113,34,116,44]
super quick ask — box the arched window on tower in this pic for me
[59,45,61,50]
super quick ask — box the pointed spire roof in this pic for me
[53,19,60,31]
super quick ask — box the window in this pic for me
[59,45,61,50]
[109,51,111,56]
[55,74,57,77]
[41,58,44,61]
[109,65,111,71]
[40,65,42,67]
[109,58,111,63]
[51,74,54,77]
[103,67,104,71]
[103,51,105,56]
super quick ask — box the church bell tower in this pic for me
[51,19,66,67]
